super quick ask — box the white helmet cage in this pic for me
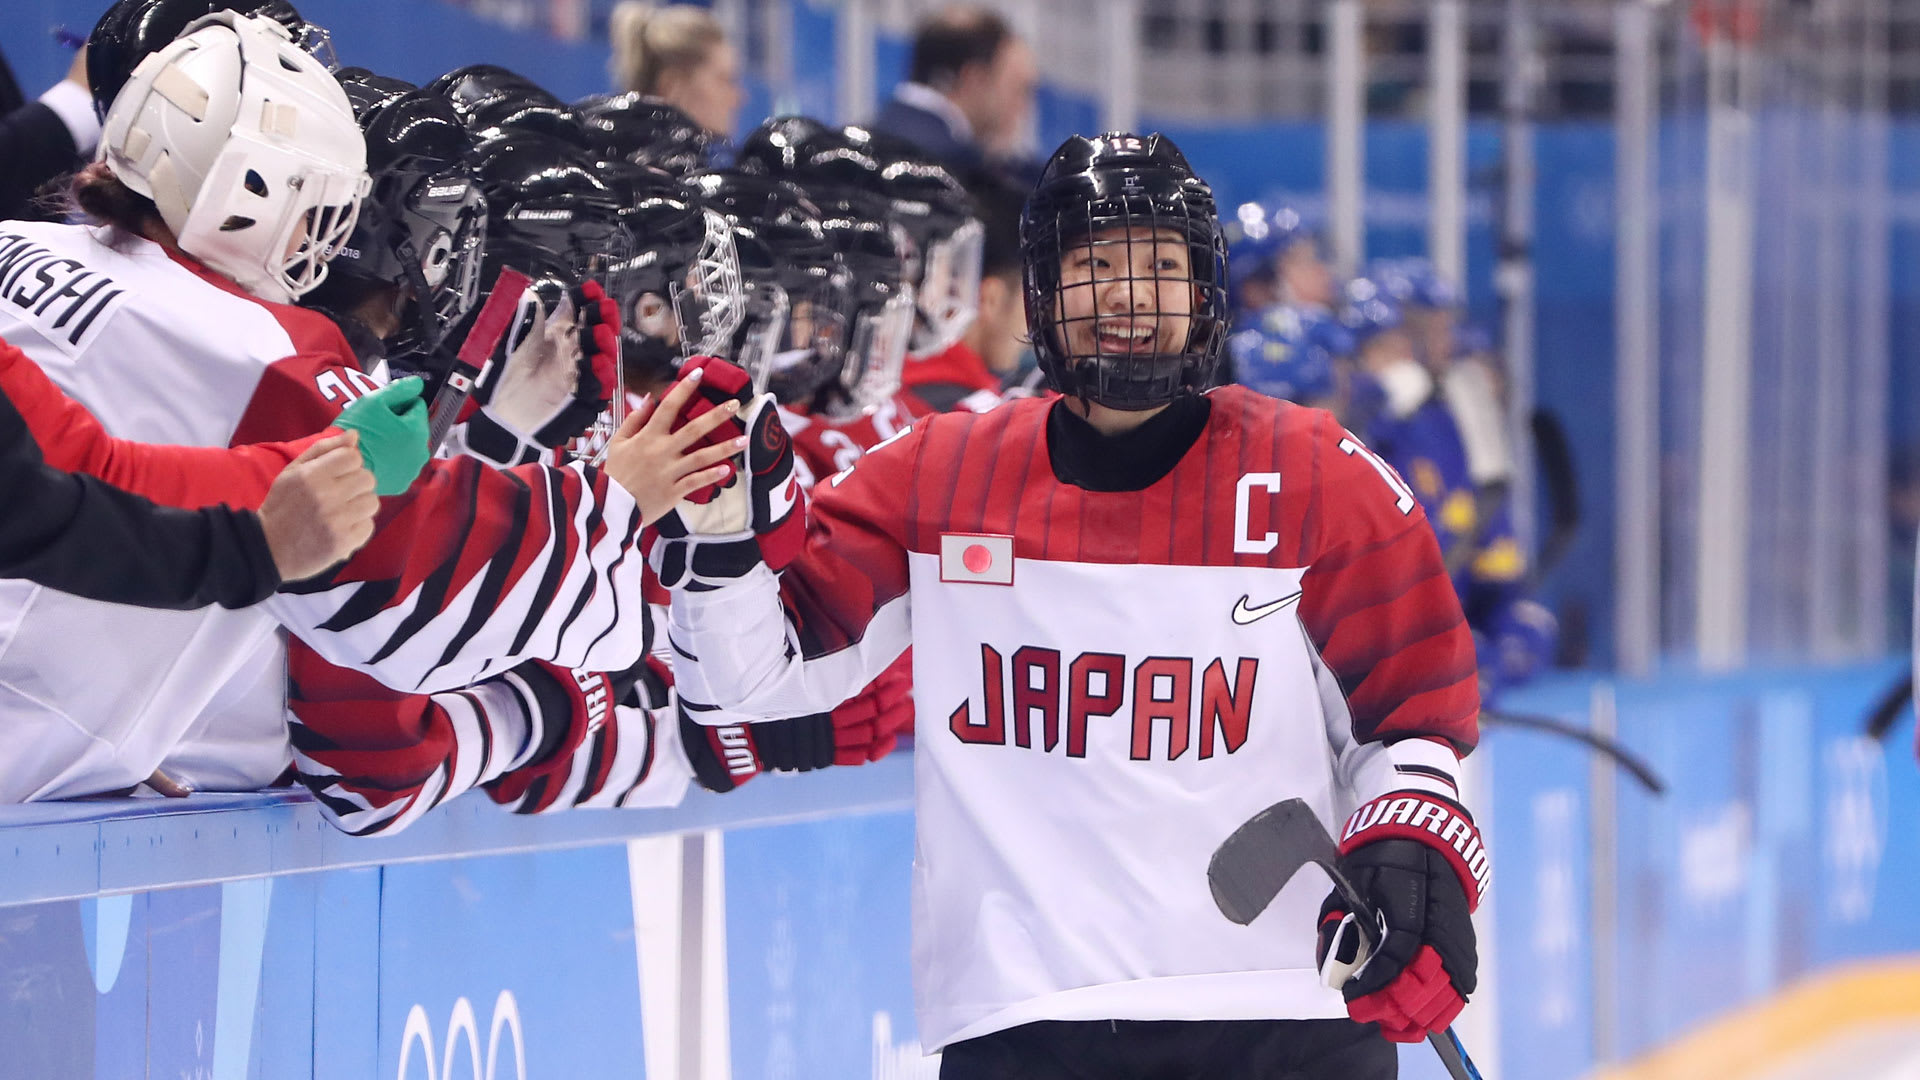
[670,208,747,357]
[100,12,370,304]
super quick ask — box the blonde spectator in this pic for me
[607,2,743,137]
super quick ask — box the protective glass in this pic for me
[910,217,984,358]
[839,283,917,417]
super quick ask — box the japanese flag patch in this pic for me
[939,533,1015,586]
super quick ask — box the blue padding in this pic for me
[0,752,914,909]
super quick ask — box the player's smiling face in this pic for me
[1055,226,1193,360]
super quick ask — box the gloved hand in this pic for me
[459,278,621,467]
[678,701,766,793]
[332,375,430,495]
[824,652,914,766]
[1316,792,1486,1043]
[647,356,805,591]
[699,654,914,779]
[483,660,615,814]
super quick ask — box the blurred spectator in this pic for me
[872,5,1036,176]
[0,43,100,221]
[607,2,742,138]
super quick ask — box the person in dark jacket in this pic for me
[0,369,428,610]
[869,6,1036,177]
[0,43,98,221]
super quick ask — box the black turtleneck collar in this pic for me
[1046,393,1212,493]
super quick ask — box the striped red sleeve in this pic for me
[1297,413,1481,753]
[238,351,650,692]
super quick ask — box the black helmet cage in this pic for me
[1021,133,1230,411]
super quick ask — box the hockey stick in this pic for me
[1481,710,1667,795]
[426,267,531,454]
[1530,407,1581,584]
[1863,669,1913,743]
[1207,799,1484,1080]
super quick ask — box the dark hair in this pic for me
[67,162,160,238]
[966,172,1025,278]
[908,7,1012,88]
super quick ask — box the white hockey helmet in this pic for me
[99,11,369,304]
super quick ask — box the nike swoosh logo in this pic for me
[1232,591,1303,625]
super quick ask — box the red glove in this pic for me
[666,355,749,503]
[827,651,914,766]
[648,356,805,589]
[1316,791,1485,1043]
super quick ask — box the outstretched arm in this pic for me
[666,414,924,723]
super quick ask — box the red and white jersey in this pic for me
[667,387,1480,1048]
[0,222,648,801]
[900,341,1005,415]
[785,390,927,483]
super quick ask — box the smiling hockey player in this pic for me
[656,133,1486,1077]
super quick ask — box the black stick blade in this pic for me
[1207,798,1339,925]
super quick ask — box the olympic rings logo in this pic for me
[398,989,526,1080]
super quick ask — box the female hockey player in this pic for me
[657,133,1487,1077]
[279,70,757,832]
[0,11,723,803]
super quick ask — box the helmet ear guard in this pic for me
[1020,132,1229,411]
[320,72,488,362]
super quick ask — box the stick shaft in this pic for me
[1321,859,1484,1080]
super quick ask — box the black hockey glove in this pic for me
[1316,792,1485,1043]
[677,702,842,792]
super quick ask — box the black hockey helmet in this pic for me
[309,68,486,364]
[467,131,633,304]
[426,64,587,147]
[86,0,332,119]
[683,170,850,404]
[575,93,714,176]
[590,161,745,387]
[734,116,881,190]
[1021,132,1229,410]
[818,206,915,418]
[736,117,914,409]
[845,126,983,357]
